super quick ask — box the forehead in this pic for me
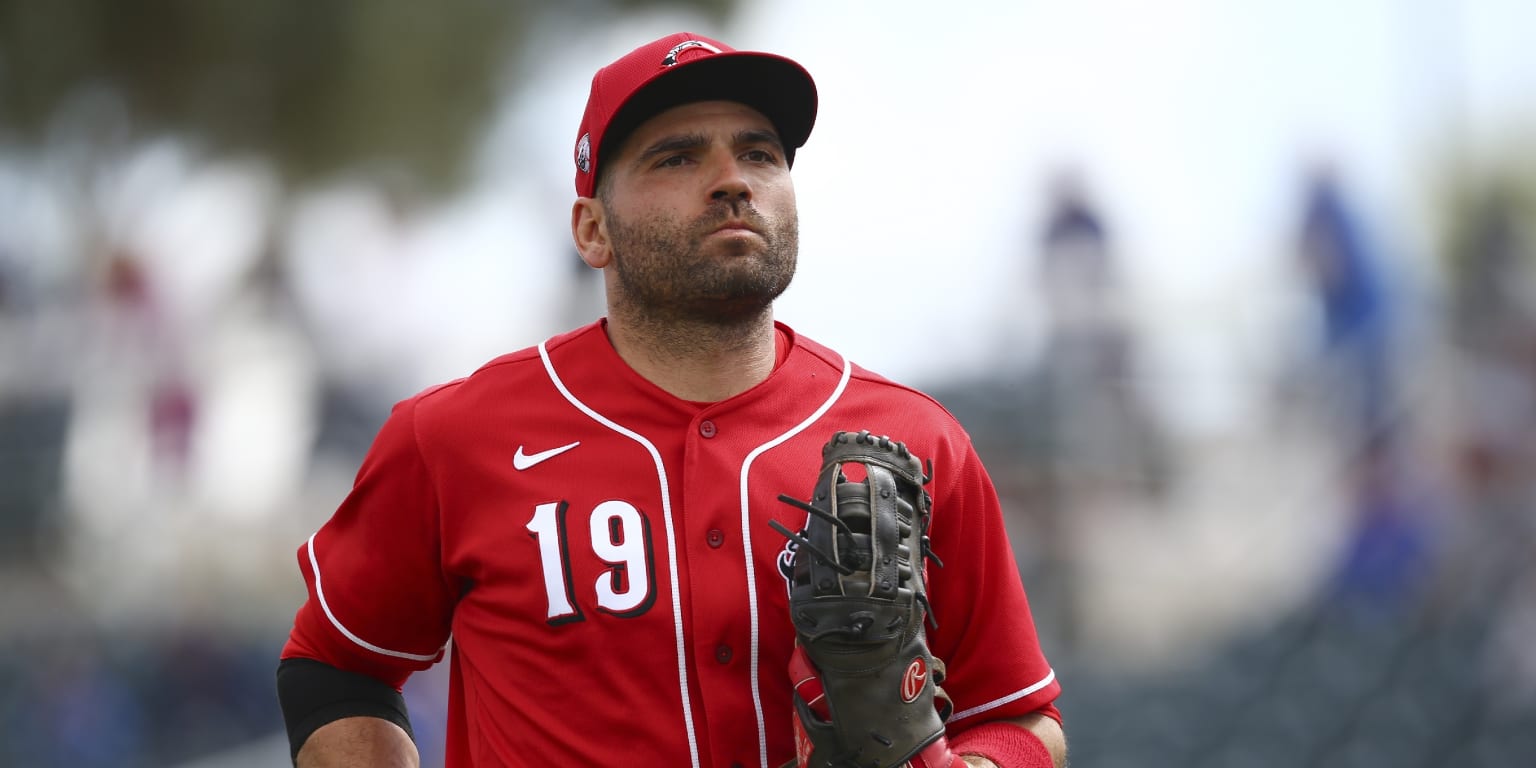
[618,100,779,153]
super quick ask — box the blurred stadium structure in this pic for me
[2,1,1535,766]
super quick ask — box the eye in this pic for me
[743,148,779,164]
[656,154,691,169]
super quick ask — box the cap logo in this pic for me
[662,40,722,67]
[575,133,591,173]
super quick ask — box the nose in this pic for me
[707,152,751,203]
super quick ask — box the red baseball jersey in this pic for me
[282,319,1060,768]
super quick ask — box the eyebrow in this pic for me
[734,128,785,153]
[633,128,786,167]
[635,132,709,166]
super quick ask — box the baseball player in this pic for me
[277,32,1066,768]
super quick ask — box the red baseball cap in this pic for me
[573,32,818,198]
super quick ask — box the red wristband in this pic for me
[949,720,1053,768]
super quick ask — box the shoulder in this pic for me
[789,326,971,441]
[792,329,957,411]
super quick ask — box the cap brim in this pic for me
[601,52,818,171]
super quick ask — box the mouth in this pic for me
[710,219,760,236]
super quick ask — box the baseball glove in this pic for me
[771,430,952,768]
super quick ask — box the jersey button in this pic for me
[707,529,725,548]
[715,644,733,664]
[699,419,717,438]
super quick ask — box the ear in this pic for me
[571,197,612,269]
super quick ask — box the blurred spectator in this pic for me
[1437,183,1536,711]
[1291,165,1445,620]
[984,172,1173,656]
[1034,172,1169,502]
[1445,186,1536,499]
[1325,428,1440,614]
[1295,165,1398,445]
[101,251,201,485]
[4,638,143,767]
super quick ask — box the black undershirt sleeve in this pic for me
[276,657,415,763]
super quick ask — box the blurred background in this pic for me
[2,0,1534,765]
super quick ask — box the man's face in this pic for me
[598,100,799,326]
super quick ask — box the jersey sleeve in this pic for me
[280,394,457,689]
[925,437,1062,726]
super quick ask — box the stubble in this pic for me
[605,197,799,350]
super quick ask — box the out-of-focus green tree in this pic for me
[1434,143,1536,345]
[0,0,734,193]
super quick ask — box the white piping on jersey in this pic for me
[947,668,1058,723]
[307,533,444,662]
[739,357,852,768]
[537,339,701,768]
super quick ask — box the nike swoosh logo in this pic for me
[513,441,580,470]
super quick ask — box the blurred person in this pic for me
[276,32,1067,768]
[59,247,195,548]
[1438,186,1536,706]
[102,251,197,476]
[5,638,145,767]
[1033,172,1168,501]
[1445,187,1536,499]
[1010,173,1170,657]
[1294,165,1398,446]
[1290,166,1445,618]
[1324,428,1440,613]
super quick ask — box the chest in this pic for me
[435,415,825,644]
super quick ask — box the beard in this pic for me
[605,197,798,327]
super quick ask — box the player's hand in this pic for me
[790,642,961,768]
[774,431,949,768]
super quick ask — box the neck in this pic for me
[603,306,778,403]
